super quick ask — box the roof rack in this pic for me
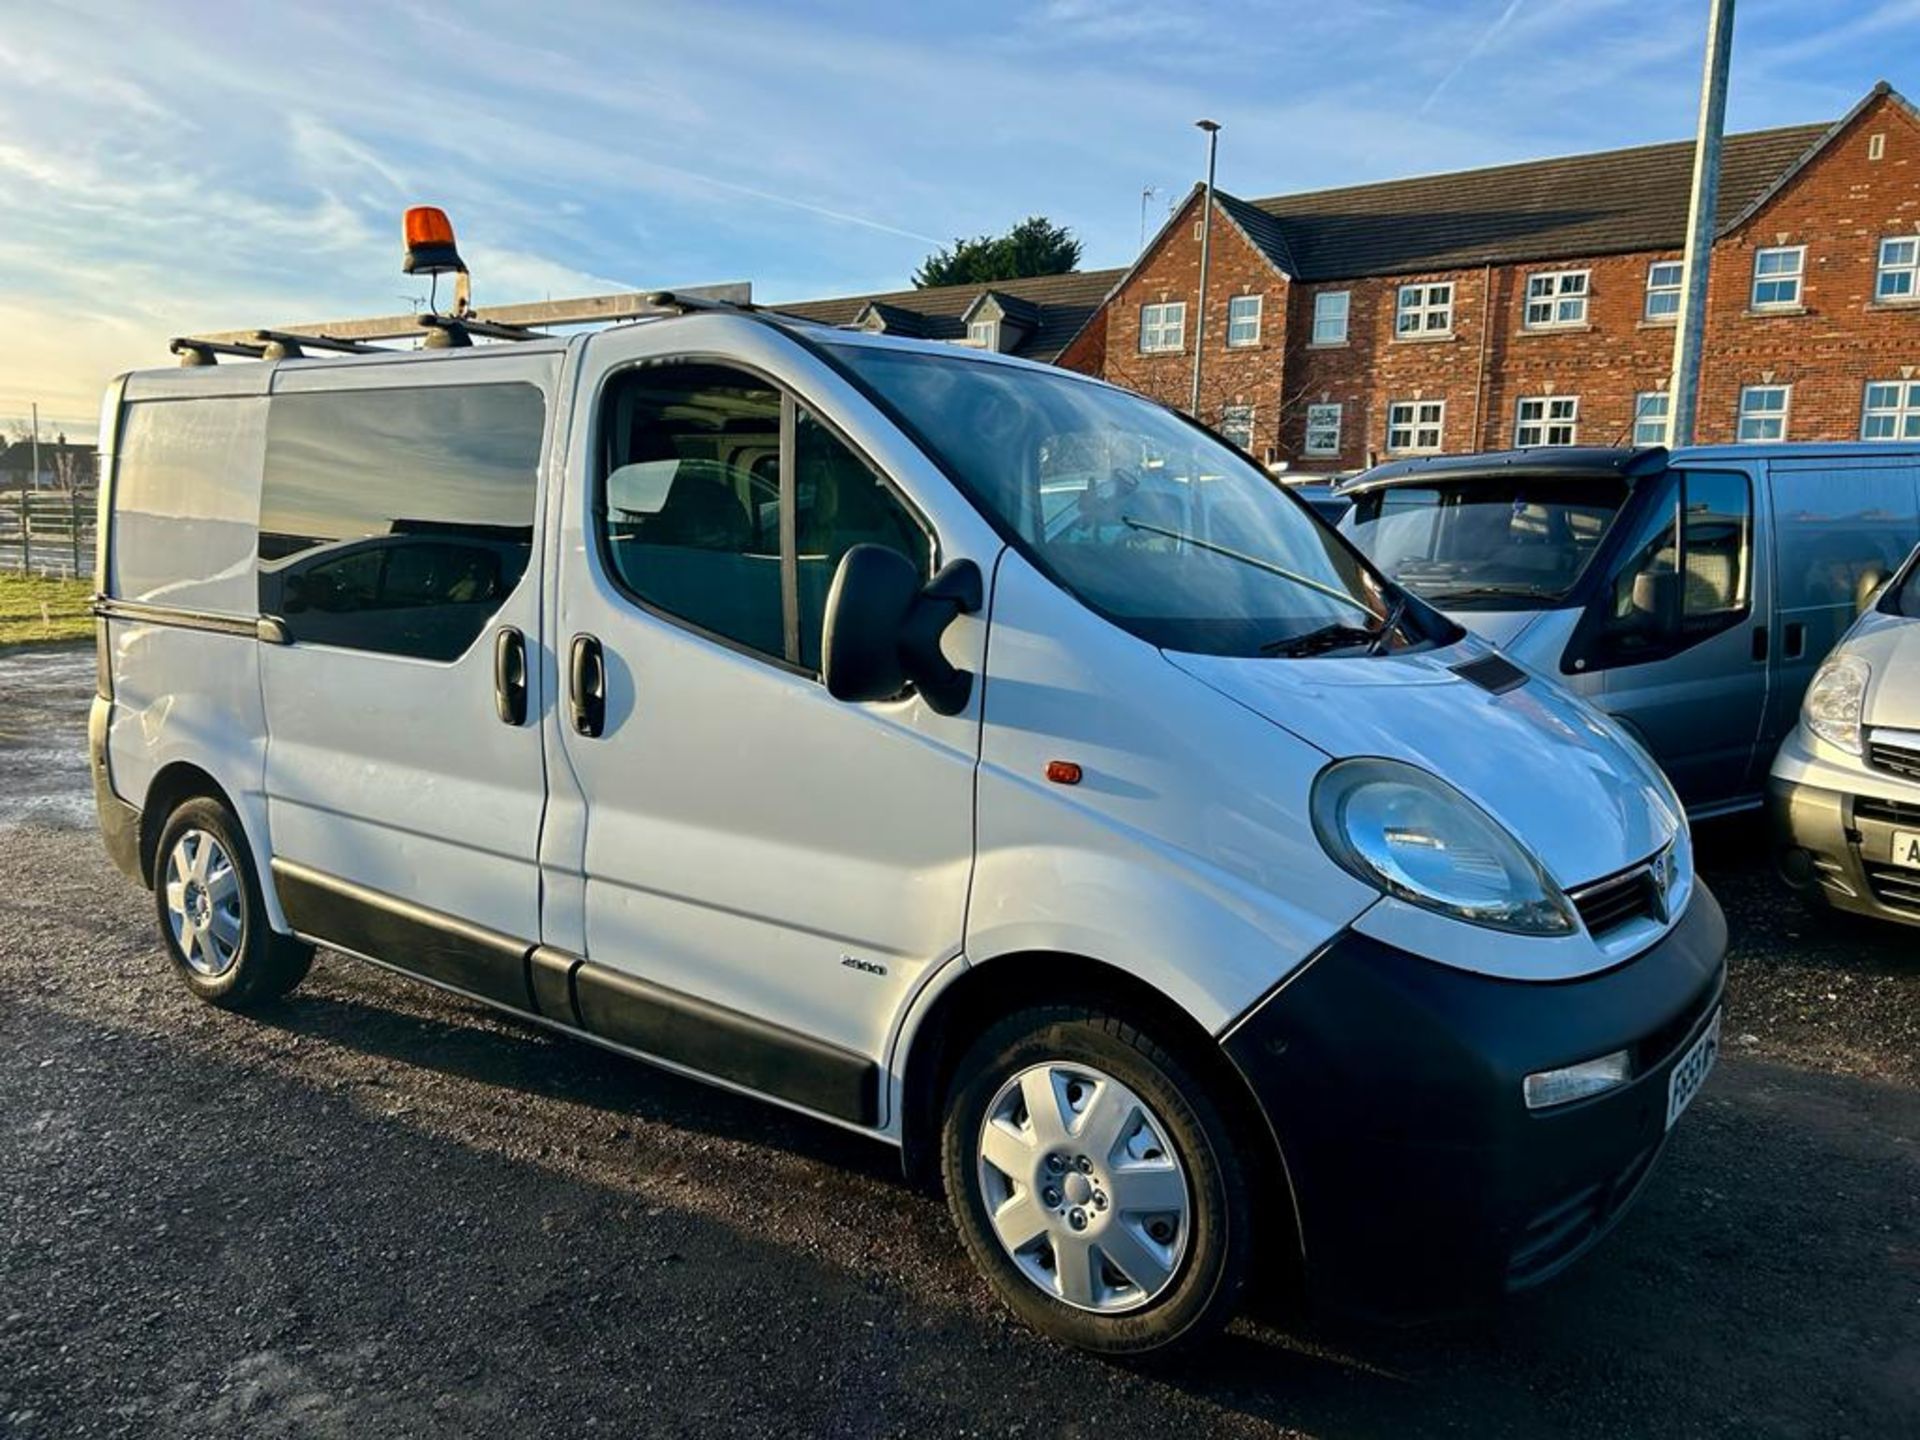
[169,281,758,364]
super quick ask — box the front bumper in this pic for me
[1770,775,1920,930]
[1222,883,1727,1320]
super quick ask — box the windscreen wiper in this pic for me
[1368,591,1412,655]
[1120,516,1381,621]
[1260,622,1381,658]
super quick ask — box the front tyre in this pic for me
[941,1005,1253,1355]
[153,797,313,1009]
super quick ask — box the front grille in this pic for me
[1570,854,1665,937]
[1863,862,1920,914]
[1854,793,1920,827]
[1868,739,1920,782]
[1506,1142,1658,1290]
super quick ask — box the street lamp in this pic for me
[1190,119,1221,417]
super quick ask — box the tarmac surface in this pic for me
[1,645,1915,1438]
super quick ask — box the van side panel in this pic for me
[968,551,1378,1035]
[1762,453,1920,749]
[101,391,280,923]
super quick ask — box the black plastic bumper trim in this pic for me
[88,694,143,884]
[1222,883,1728,1319]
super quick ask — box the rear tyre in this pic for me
[940,1003,1253,1356]
[153,797,312,1009]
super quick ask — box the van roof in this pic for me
[1336,446,1669,496]
[1338,440,1920,497]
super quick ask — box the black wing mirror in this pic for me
[821,545,983,715]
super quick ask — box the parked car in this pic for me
[1280,477,1350,525]
[1772,541,1920,926]
[90,306,1723,1355]
[1339,443,1920,816]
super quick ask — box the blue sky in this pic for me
[4,0,1916,437]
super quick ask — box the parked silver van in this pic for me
[1340,444,1920,815]
[89,276,1725,1354]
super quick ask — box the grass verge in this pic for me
[0,573,94,648]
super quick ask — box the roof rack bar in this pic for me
[417,313,552,348]
[170,337,267,366]
[253,329,382,359]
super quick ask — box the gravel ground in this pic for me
[2,647,1915,1438]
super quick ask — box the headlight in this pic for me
[1311,758,1575,935]
[1803,652,1871,755]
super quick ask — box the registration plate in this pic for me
[1666,1008,1721,1130]
[1892,829,1920,870]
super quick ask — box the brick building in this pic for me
[1056,81,1920,472]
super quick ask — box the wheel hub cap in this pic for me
[163,829,243,979]
[976,1061,1191,1314]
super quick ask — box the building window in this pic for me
[1515,395,1580,447]
[1217,404,1255,451]
[1645,261,1684,322]
[1737,384,1791,442]
[1139,301,1186,353]
[1876,237,1919,302]
[1304,403,1342,457]
[1386,400,1445,453]
[1395,282,1454,337]
[1523,270,1589,328]
[1862,380,1920,440]
[1632,391,1670,446]
[1750,247,1805,310]
[1226,294,1263,347]
[967,319,997,348]
[1311,290,1349,345]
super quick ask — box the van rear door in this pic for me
[255,355,559,1006]
[1762,453,1920,753]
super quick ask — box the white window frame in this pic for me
[1644,261,1683,322]
[1386,399,1445,454]
[1514,395,1580,447]
[1861,379,1920,440]
[1395,282,1454,338]
[1311,290,1350,346]
[1217,403,1256,451]
[1632,391,1670,446]
[1303,402,1342,457]
[1225,294,1263,347]
[1138,301,1186,354]
[1737,384,1791,442]
[966,319,997,349]
[1523,270,1589,329]
[1876,236,1919,303]
[1750,246,1806,311]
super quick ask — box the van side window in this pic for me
[794,408,929,670]
[600,364,785,659]
[259,383,544,662]
[1595,469,1750,665]
[599,365,929,671]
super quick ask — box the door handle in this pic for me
[493,625,528,726]
[568,633,606,738]
[1751,624,1768,662]
[1784,622,1807,661]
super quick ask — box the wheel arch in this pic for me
[136,762,290,933]
[896,949,1302,1279]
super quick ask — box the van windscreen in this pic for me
[824,343,1413,658]
[1341,477,1629,610]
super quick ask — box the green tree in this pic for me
[913,216,1082,288]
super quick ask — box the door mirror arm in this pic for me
[822,546,983,716]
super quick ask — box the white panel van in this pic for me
[90,306,1725,1353]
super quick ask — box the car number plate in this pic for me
[1666,1007,1720,1131]
[1892,829,1920,870]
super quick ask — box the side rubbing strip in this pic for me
[571,961,879,1126]
[528,945,581,1024]
[270,859,532,1010]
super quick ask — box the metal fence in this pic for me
[0,489,95,579]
